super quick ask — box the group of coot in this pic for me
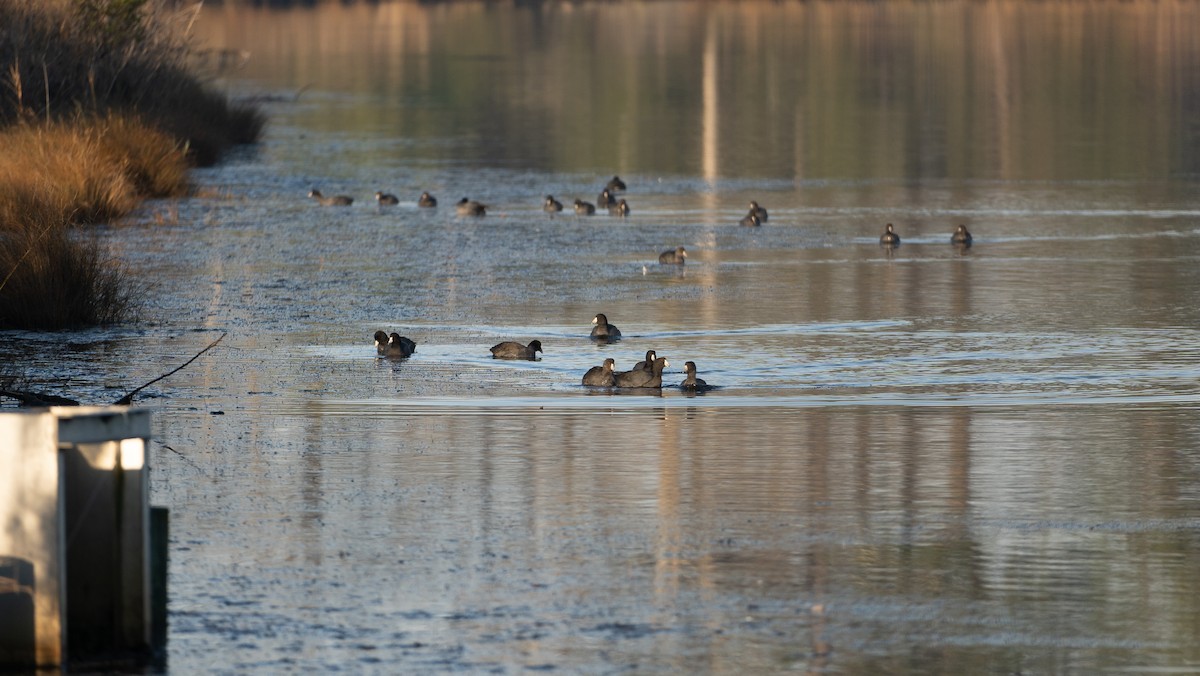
[311,176,634,219]
[316,179,975,251]
[879,222,974,248]
[582,314,710,391]
[312,187,479,214]
[367,175,976,392]
[373,311,713,393]
[543,176,632,216]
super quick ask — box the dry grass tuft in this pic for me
[0,115,188,327]
[0,115,189,227]
[0,0,264,328]
[0,220,142,329]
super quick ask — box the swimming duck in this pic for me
[489,340,543,360]
[456,198,487,216]
[614,199,630,217]
[658,246,687,264]
[680,361,712,391]
[598,188,616,209]
[739,212,761,227]
[309,189,353,206]
[606,175,627,192]
[582,358,617,387]
[749,201,768,222]
[574,199,596,215]
[632,350,657,372]
[879,223,900,246]
[373,330,390,355]
[374,191,399,206]
[613,357,668,388]
[590,313,621,340]
[951,224,972,247]
[418,192,438,208]
[544,195,564,212]
[381,332,416,358]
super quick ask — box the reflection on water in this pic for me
[160,398,1200,672]
[2,1,1200,673]
[196,0,1200,181]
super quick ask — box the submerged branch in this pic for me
[113,332,226,405]
[0,388,80,407]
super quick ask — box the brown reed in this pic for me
[0,0,264,328]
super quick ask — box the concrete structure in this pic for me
[0,407,166,668]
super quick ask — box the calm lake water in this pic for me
[6,0,1200,672]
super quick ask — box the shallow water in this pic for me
[6,1,1200,673]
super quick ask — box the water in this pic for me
[5,1,1200,672]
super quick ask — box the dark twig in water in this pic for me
[113,332,227,405]
[159,442,209,476]
[0,388,80,406]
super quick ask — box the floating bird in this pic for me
[598,188,616,209]
[574,199,596,215]
[606,175,627,192]
[614,357,668,388]
[749,200,768,222]
[582,358,617,387]
[632,350,657,372]
[373,330,390,355]
[590,313,621,341]
[880,223,900,246]
[614,199,630,217]
[378,331,416,358]
[456,197,487,216]
[544,195,563,212]
[374,191,399,206]
[309,189,353,206]
[490,340,543,360]
[658,246,687,264]
[951,224,972,247]
[679,361,713,391]
[739,212,761,227]
[418,192,438,208]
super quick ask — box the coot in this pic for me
[582,358,617,386]
[381,332,416,358]
[456,198,487,216]
[880,223,900,246]
[749,200,768,222]
[490,340,543,360]
[951,224,972,247]
[632,350,657,371]
[614,357,668,388]
[590,313,621,340]
[658,246,687,264]
[680,361,712,391]
[309,189,353,206]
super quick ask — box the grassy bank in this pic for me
[0,0,264,329]
[0,115,190,327]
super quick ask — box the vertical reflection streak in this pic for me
[702,11,719,192]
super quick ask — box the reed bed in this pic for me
[0,222,140,329]
[0,0,264,328]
